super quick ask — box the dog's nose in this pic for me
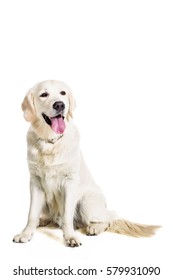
[53,101,65,112]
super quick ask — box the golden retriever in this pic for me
[13,80,159,247]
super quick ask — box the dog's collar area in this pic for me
[39,134,63,144]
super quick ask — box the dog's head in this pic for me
[22,80,76,137]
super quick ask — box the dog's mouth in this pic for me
[42,113,66,134]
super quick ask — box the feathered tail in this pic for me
[107,219,160,237]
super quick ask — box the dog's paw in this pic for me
[86,225,98,236]
[86,222,108,236]
[64,235,82,247]
[13,232,33,243]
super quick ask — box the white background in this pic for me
[0,0,172,279]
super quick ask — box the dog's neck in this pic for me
[38,134,63,144]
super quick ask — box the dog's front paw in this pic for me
[13,232,33,243]
[64,235,82,247]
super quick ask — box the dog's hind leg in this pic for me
[38,204,51,227]
[78,188,116,236]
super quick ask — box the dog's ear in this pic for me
[67,91,76,120]
[21,89,36,122]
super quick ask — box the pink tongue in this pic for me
[50,117,66,134]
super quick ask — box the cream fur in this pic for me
[13,80,159,247]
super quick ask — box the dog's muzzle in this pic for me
[42,101,66,134]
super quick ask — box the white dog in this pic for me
[13,80,159,247]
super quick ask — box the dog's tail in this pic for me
[106,219,160,237]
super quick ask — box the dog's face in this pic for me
[22,80,75,136]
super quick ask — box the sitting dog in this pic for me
[13,80,159,247]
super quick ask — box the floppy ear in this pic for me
[67,91,76,120]
[21,90,36,122]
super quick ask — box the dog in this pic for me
[13,80,159,247]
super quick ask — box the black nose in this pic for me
[53,101,65,112]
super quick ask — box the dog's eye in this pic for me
[40,92,49,97]
[60,91,66,96]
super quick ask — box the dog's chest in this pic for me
[28,141,75,214]
[28,142,70,180]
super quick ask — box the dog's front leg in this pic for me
[13,176,45,243]
[62,180,81,247]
